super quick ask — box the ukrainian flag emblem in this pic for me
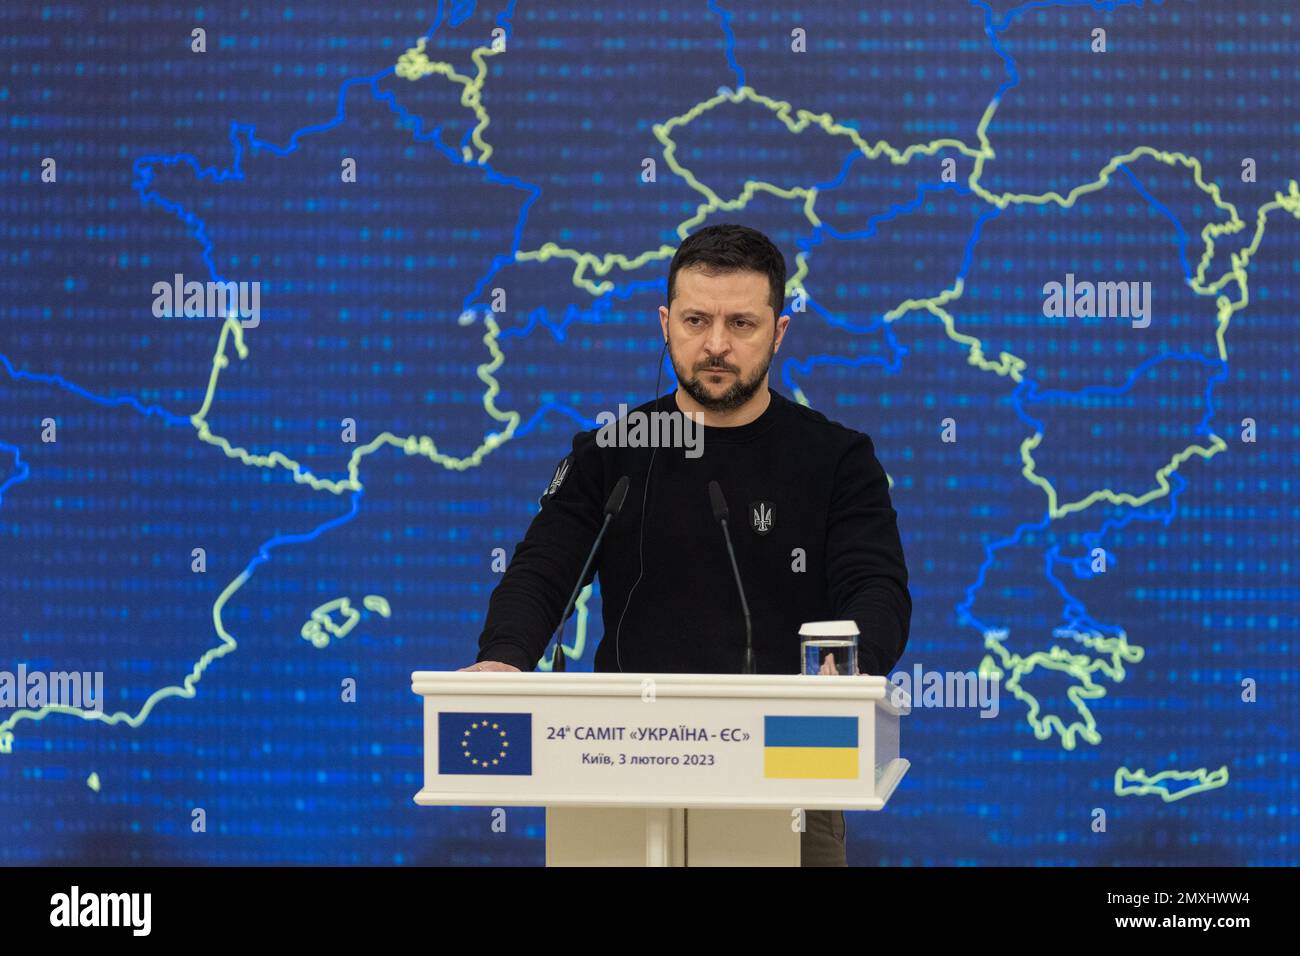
[763,715,859,779]
[438,712,533,776]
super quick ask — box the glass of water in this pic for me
[799,620,859,676]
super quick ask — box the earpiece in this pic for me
[613,336,670,671]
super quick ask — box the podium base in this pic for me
[544,806,800,866]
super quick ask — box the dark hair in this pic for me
[666,223,787,319]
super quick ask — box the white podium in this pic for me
[411,671,909,866]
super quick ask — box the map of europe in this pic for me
[0,0,1295,864]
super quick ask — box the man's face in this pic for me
[659,266,790,412]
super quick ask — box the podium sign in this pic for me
[412,671,909,811]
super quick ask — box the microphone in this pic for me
[550,475,630,671]
[708,481,756,674]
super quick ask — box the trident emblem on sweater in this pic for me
[750,501,774,535]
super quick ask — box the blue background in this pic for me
[0,0,1296,864]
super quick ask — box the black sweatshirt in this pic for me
[475,387,911,676]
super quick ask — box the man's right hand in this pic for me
[458,661,521,672]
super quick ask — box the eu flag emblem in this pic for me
[763,715,859,779]
[438,712,533,776]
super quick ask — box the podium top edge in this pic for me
[411,671,898,704]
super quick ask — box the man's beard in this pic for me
[670,337,775,413]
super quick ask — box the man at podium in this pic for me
[462,223,912,866]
